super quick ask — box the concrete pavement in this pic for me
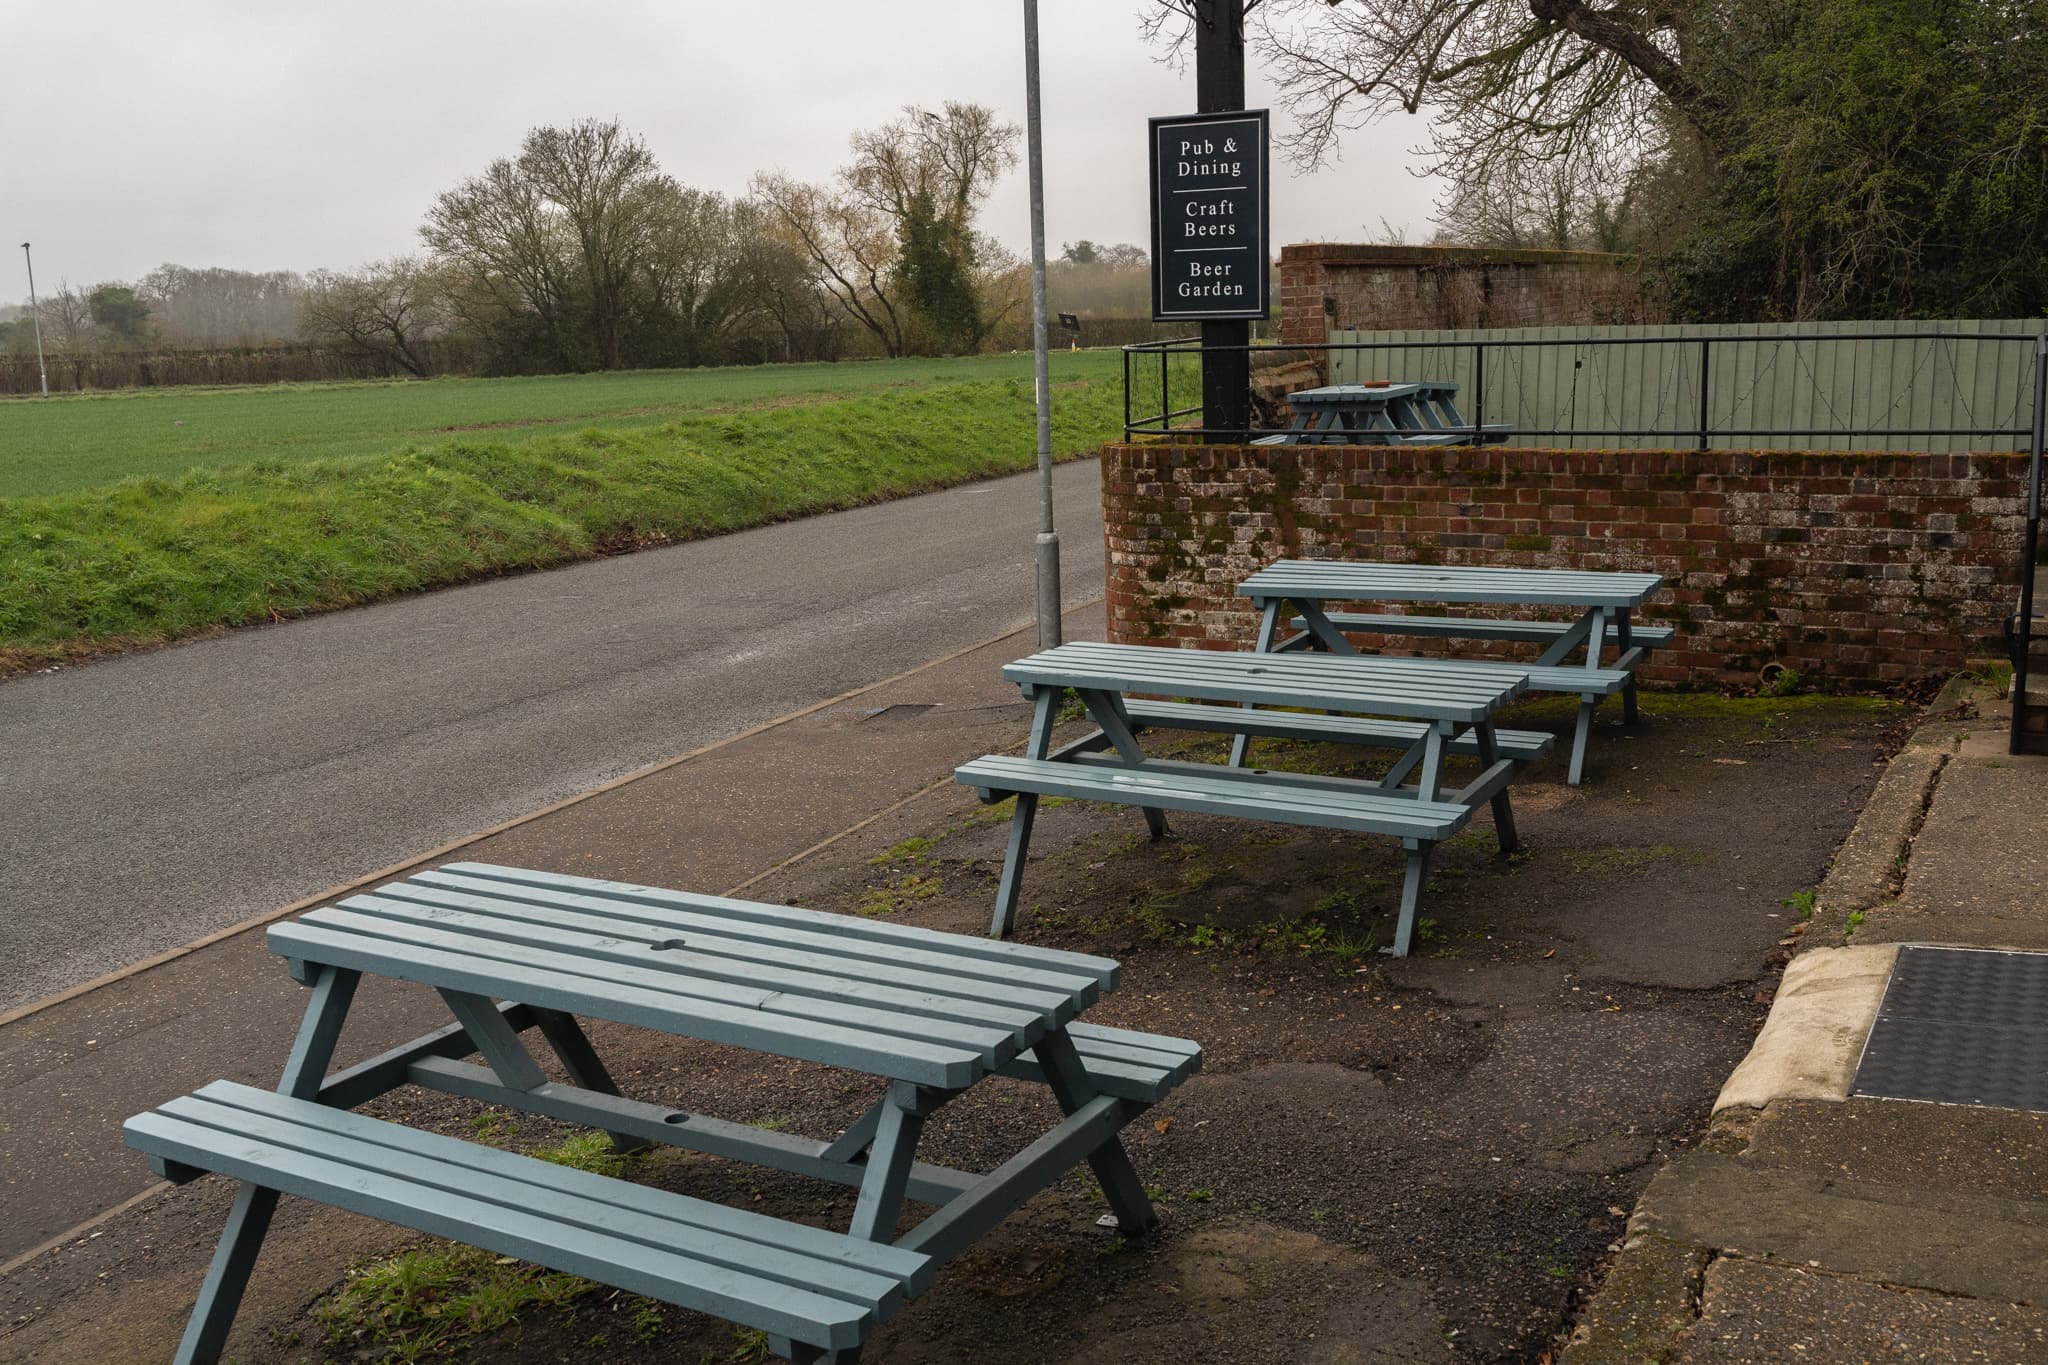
[1567,678,2048,1363]
[0,457,1104,1011]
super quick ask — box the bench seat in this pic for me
[1279,634,1641,698]
[126,1081,929,1360]
[1120,698,1555,764]
[999,1021,1203,1103]
[1297,611,1674,649]
[957,754,1473,843]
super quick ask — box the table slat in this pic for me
[362,883,1079,1018]
[1239,559,1665,608]
[267,920,989,1088]
[438,865,1119,987]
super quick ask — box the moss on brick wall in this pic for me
[1100,443,2027,689]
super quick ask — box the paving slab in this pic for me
[1891,757,2048,919]
[1634,1149,2048,1304]
[1747,1097,2048,1203]
[1677,1255,2048,1364]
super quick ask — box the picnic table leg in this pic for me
[1080,689,1169,839]
[1388,842,1434,958]
[1033,1030,1159,1235]
[529,1007,647,1154]
[1617,609,1640,722]
[1415,724,1449,802]
[173,965,360,1365]
[1567,696,1599,786]
[1294,600,1363,656]
[1473,721,1520,854]
[847,1081,935,1243]
[1558,606,1611,786]
[990,686,1061,937]
[1228,599,1283,767]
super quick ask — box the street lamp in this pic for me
[20,242,49,399]
[1022,0,1061,648]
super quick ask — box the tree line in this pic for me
[2,108,1167,387]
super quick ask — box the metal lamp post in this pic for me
[20,242,49,398]
[1022,0,1061,647]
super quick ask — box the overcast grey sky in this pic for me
[5,2,1441,295]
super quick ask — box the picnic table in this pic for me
[956,641,1549,959]
[1256,380,1514,446]
[1236,560,1670,784]
[125,863,1200,1365]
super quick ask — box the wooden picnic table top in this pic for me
[1001,640,1529,723]
[268,862,1123,1090]
[1238,560,1666,610]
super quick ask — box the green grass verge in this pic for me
[0,351,1124,499]
[0,369,1122,669]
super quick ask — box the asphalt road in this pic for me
[0,458,1104,1013]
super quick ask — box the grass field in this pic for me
[0,354,1133,671]
[0,351,1128,499]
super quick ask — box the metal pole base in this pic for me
[1035,532,1062,649]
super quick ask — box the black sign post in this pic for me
[1149,110,1269,324]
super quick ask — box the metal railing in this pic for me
[1122,330,2044,448]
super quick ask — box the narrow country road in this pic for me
[0,459,1105,1012]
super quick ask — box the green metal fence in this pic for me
[1326,320,2045,453]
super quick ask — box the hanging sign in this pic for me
[1149,108,1270,321]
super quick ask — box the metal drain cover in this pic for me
[1851,945,2048,1112]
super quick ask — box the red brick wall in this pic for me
[1278,244,1662,348]
[1100,443,2027,688]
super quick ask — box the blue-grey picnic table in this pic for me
[1235,559,1670,784]
[123,862,1200,1365]
[955,641,1545,959]
[1255,380,1515,446]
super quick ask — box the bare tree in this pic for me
[752,172,910,357]
[1431,157,1637,251]
[1143,1,1771,192]
[423,152,580,369]
[636,184,755,366]
[36,283,94,350]
[300,257,443,376]
[846,103,1020,351]
[517,119,672,369]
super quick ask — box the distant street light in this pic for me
[1022,0,1061,648]
[20,242,49,398]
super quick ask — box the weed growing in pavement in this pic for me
[858,872,943,916]
[1846,909,1869,933]
[868,835,937,867]
[1781,888,1818,920]
[468,1109,515,1142]
[720,1326,773,1363]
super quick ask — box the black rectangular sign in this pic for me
[1149,109,1269,321]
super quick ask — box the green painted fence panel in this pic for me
[1324,320,2043,451]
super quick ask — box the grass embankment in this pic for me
[0,372,1122,673]
[0,351,1124,499]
